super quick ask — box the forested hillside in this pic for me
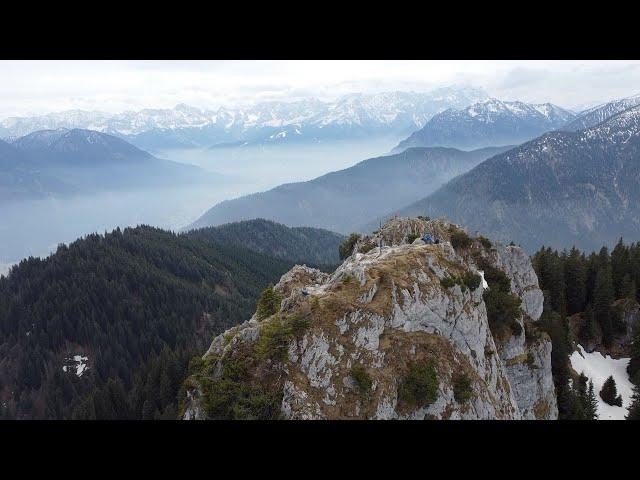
[531,240,640,419]
[185,219,345,266]
[0,226,292,419]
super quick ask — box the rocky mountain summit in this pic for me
[182,217,557,420]
[393,98,575,152]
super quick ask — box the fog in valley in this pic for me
[0,138,398,273]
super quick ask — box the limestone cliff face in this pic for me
[182,218,557,420]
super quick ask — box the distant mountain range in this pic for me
[188,145,512,234]
[0,87,489,152]
[388,103,640,252]
[392,99,576,152]
[560,93,640,132]
[0,128,217,203]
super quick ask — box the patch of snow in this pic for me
[62,355,89,377]
[478,270,489,289]
[569,344,633,420]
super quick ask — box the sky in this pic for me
[1,60,640,117]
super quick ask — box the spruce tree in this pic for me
[593,264,615,347]
[565,247,587,315]
[611,238,629,298]
[256,283,282,321]
[628,323,640,384]
[581,304,600,345]
[620,274,637,301]
[586,380,598,420]
[627,384,640,420]
[600,376,623,407]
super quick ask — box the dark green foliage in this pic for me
[564,247,587,315]
[450,229,472,251]
[199,355,281,420]
[586,380,598,420]
[255,283,282,321]
[534,240,640,348]
[339,233,361,260]
[532,247,567,318]
[398,361,438,408]
[570,373,598,420]
[462,271,482,291]
[185,218,345,267]
[629,323,640,385]
[581,305,600,344]
[406,233,420,244]
[0,225,292,419]
[476,236,492,249]
[351,364,373,395]
[478,261,522,340]
[593,259,615,347]
[358,243,376,254]
[627,384,640,420]
[532,240,640,418]
[255,314,310,362]
[539,307,575,419]
[453,373,473,404]
[440,276,457,289]
[440,271,481,292]
[600,376,623,407]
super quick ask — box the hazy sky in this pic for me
[1,60,640,117]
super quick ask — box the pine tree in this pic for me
[581,304,600,345]
[255,283,283,321]
[600,376,623,407]
[593,263,615,347]
[586,380,598,420]
[565,247,587,315]
[611,238,630,298]
[628,323,640,385]
[620,274,637,301]
[627,384,640,420]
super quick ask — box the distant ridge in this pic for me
[188,145,513,234]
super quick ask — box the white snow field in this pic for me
[569,344,633,420]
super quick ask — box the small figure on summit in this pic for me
[421,233,434,244]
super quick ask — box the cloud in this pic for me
[1,60,640,117]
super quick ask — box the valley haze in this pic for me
[2,60,640,422]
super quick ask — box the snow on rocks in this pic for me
[62,355,89,377]
[569,344,633,420]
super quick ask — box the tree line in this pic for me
[0,225,293,419]
[532,239,640,419]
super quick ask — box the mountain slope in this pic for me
[182,217,556,420]
[0,225,293,419]
[185,219,345,266]
[0,138,77,202]
[393,99,575,152]
[188,145,513,234]
[562,93,640,132]
[392,104,640,252]
[4,128,218,198]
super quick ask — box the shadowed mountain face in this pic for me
[1,129,218,203]
[391,105,640,252]
[393,99,575,152]
[0,138,77,202]
[185,219,345,266]
[188,145,513,234]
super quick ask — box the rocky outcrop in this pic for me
[183,217,557,420]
